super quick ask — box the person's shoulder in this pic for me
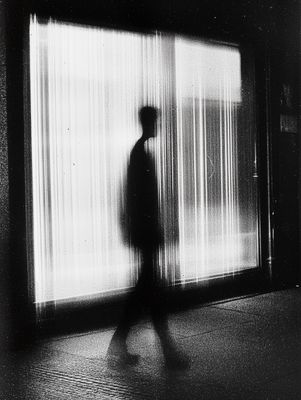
[131,138,144,156]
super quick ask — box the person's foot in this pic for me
[106,340,140,367]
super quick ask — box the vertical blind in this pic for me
[30,16,259,306]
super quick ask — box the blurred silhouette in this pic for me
[107,106,189,370]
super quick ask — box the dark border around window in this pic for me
[6,0,281,341]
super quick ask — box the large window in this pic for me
[30,16,259,306]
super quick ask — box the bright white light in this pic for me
[30,16,259,306]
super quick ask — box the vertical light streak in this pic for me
[174,38,256,280]
[175,42,186,284]
[219,76,226,274]
[198,85,205,277]
[30,17,258,307]
[203,88,209,278]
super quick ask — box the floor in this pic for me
[1,288,301,399]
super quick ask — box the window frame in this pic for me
[18,5,275,331]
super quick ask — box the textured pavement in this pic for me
[1,288,301,399]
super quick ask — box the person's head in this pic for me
[139,106,158,139]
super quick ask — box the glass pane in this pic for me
[174,38,258,281]
[29,16,259,307]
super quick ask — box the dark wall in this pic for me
[29,0,281,43]
[2,0,34,347]
[0,0,299,342]
[0,0,10,349]
[269,1,300,286]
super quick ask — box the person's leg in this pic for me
[107,257,146,365]
[107,288,142,365]
[107,248,150,365]
[110,288,140,338]
[147,249,190,370]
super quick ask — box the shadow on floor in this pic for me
[1,288,301,399]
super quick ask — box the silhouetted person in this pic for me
[107,106,189,370]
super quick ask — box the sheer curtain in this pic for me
[30,16,258,307]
